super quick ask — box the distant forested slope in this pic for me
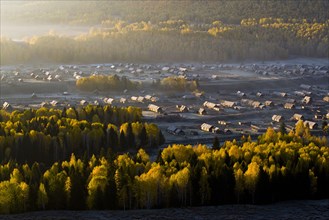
[1,0,328,64]
[2,0,329,25]
[1,18,328,64]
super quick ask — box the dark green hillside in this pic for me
[2,0,329,25]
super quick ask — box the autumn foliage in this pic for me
[0,117,328,213]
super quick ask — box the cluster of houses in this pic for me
[238,63,329,77]
[200,123,232,135]
[203,100,238,111]
[130,95,159,103]
[2,62,328,90]
[1,62,328,143]
[193,86,329,135]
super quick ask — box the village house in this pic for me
[252,101,262,108]
[218,120,230,126]
[50,100,59,107]
[224,128,232,134]
[131,96,138,101]
[150,97,159,102]
[251,124,267,133]
[40,102,49,108]
[203,101,220,109]
[198,108,207,115]
[137,96,145,103]
[200,123,219,133]
[303,121,318,130]
[237,91,246,97]
[284,103,295,109]
[176,105,188,113]
[265,101,274,107]
[241,99,253,106]
[201,123,213,132]
[292,113,304,121]
[221,100,235,108]
[272,115,284,122]
[323,96,329,102]
[302,96,312,104]
[241,99,262,109]
[2,102,13,110]
[144,95,152,100]
[166,126,185,135]
[80,100,88,106]
[148,104,163,113]
[104,98,114,104]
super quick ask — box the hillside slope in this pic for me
[2,0,329,25]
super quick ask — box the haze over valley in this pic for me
[0,1,329,219]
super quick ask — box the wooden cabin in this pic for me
[148,104,163,113]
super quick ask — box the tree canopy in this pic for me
[0,121,328,213]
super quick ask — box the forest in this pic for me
[158,76,199,92]
[2,0,329,25]
[0,118,328,214]
[76,75,138,92]
[1,0,329,214]
[0,105,165,165]
[76,75,199,92]
[1,17,328,64]
[2,1,328,64]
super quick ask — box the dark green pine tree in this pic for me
[279,121,287,134]
[108,127,118,150]
[61,107,67,118]
[155,149,164,165]
[68,170,87,210]
[212,136,220,150]
[119,130,126,151]
[126,123,135,148]
[139,126,148,148]
[255,166,271,204]
[158,130,165,146]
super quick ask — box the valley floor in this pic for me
[1,200,328,220]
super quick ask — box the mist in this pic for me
[0,1,95,41]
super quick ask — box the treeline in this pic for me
[0,122,328,214]
[3,0,329,25]
[1,18,328,64]
[0,105,164,164]
[76,75,198,93]
[157,76,198,92]
[76,75,138,92]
